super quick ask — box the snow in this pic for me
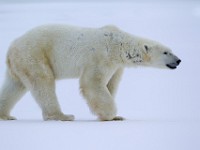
[0,1,200,150]
[1,120,199,150]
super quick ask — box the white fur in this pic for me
[0,24,180,121]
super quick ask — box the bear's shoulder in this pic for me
[100,25,120,32]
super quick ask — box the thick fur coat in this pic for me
[0,25,181,121]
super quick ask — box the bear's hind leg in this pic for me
[0,71,26,120]
[29,76,74,121]
[21,65,74,121]
[30,78,74,121]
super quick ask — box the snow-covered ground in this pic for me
[0,1,200,150]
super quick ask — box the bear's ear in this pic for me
[144,45,149,53]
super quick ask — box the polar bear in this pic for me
[0,24,181,121]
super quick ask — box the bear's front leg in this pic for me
[81,85,116,121]
[80,66,123,121]
[107,68,124,98]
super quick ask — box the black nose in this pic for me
[177,59,181,65]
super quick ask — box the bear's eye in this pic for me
[144,45,149,52]
[163,52,168,55]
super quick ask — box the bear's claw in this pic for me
[0,115,17,120]
[100,116,125,121]
[44,114,75,121]
[112,116,125,121]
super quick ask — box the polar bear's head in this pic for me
[122,38,181,69]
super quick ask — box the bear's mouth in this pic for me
[166,63,177,69]
[166,59,181,69]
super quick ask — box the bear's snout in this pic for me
[166,58,181,69]
[177,59,181,65]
